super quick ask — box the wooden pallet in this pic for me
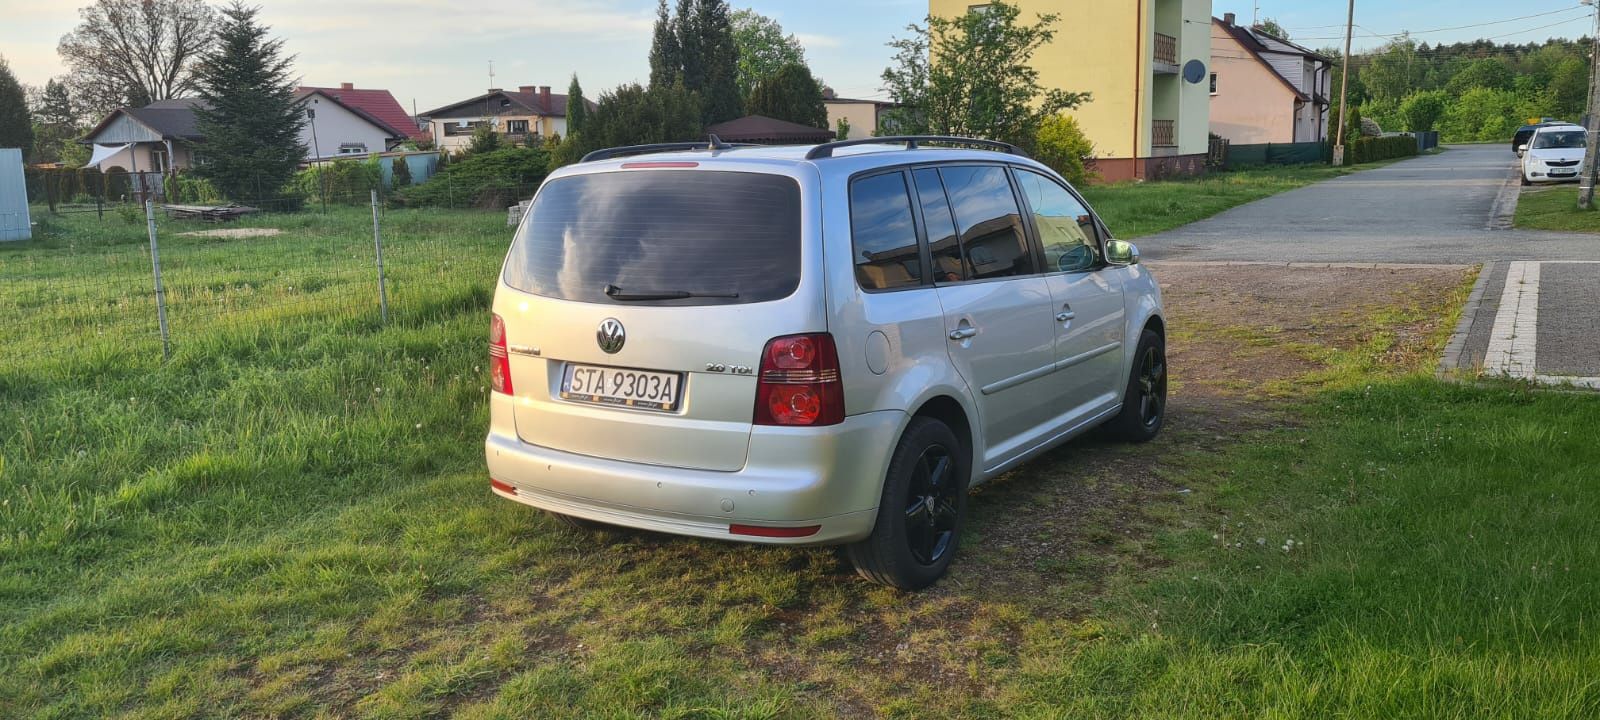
[162,204,260,222]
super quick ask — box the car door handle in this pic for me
[1056,311,1076,322]
[948,327,978,341]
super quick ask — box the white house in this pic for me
[419,86,594,152]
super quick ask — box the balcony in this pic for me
[1152,119,1176,148]
[1153,32,1178,73]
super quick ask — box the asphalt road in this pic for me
[1140,144,1600,383]
[1138,144,1600,264]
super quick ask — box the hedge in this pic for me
[393,147,550,209]
[1339,135,1418,165]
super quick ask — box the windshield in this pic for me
[502,170,802,306]
[1533,130,1586,150]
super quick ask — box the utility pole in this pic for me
[1333,0,1355,167]
[1579,0,1600,209]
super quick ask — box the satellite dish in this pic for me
[1183,59,1207,84]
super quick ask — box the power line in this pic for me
[1292,5,1591,41]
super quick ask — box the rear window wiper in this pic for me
[603,284,740,301]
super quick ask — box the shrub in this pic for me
[1438,87,1521,142]
[1399,90,1449,132]
[1359,117,1384,137]
[1342,135,1417,165]
[391,156,413,189]
[394,146,550,209]
[294,159,382,205]
[163,174,223,204]
[467,124,502,154]
[1033,114,1097,186]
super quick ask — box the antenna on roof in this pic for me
[488,59,495,90]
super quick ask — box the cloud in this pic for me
[794,33,843,50]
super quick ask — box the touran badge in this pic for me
[597,318,626,354]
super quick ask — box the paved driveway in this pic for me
[1138,144,1600,264]
[1139,144,1600,385]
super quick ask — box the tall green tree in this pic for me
[1358,36,1420,104]
[880,2,1088,151]
[648,0,681,88]
[0,56,35,159]
[746,64,827,128]
[566,74,588,135]
[730,9,807,98]
[694,0,742,124]
[191,2,305,204]
[578,82,703,154]
[673,0,703,92]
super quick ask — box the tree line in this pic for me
[1328,35,1591,142]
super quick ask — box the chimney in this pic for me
[339,82,354,91]
[487,87,502,93]
[540,86,551,107]
[1223,12,1235,26]
[518,85,537,94]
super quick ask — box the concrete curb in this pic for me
[1147,261,1471,270]
[1438,260,1497,376]
[1487,164,1521,230]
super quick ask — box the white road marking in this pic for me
[1483,262,1600,388]
[1485,261,1539,379]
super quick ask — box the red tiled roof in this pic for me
[297,85,428,141]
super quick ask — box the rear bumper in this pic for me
[484,405,905,545]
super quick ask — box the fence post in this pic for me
[371,190,389,323]
[145,200,171,362]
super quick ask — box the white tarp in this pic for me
[88,142,132,169]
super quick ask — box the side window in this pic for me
[849,172,923,291]
[912,168,966,283]
[938,165,1035,280]
[1016,169,1101,273]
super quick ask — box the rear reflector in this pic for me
[729,523,821,538]
[489,478,518,495]
[621,161,699,169]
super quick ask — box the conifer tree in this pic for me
[191,2,305,204]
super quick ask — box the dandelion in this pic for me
[415,423,422,429]
[1255,537,1265,546]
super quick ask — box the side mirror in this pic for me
[1519,144,1529,152]
[1106,239,1140,266]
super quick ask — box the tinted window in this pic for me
[1016,170,1101,273]
[1533,130,1586,150]
[913,169,966,283]
[850,172,923,290]
[503,171,801,305]
[938,165,1034,280]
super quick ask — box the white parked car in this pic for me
[484,135,1167,589]
[1521,124,1587,185]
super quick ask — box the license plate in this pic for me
[560,364,682,412]
[1552,170,1577,177]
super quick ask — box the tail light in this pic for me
[754,333,844,426]
[489,313,513,395]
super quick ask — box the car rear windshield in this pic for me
[502,170,802,305]
[1534,130,1586,150]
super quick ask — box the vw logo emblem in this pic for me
[596,318,625,354]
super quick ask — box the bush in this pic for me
[1359,117,1384,137]
[1438,87,1521,142]
[1342,135,1417,165]
[1033,114,1097,186]
[294,158,382,205]
[391,156,413,189]
[1399,90,1449,132]
[163,174,224,204]
[394,146,550,209]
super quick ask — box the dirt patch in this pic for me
[746,262,1477,716]
[176,228,282,239]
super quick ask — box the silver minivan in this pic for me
[486,136,1167,589]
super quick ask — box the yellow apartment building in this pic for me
[928,0,1214,181]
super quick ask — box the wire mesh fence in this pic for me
[1,185,527,376]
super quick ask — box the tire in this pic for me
[846,417,969,590]
[1103,328,1167,443]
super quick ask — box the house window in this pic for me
[338,143,368,155]
[505,119,529,135]
[1210,72,1218,95]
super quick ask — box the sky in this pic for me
[0,0,1594,114]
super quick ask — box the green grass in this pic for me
[3,200,1598,718]
[1513,184,1600,233]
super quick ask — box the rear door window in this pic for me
[849,172,924,291]
[503,171,802,305]
[912,168,966,283]
[937,165,1036,280]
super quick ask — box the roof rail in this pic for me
[580,134,756,163]
[804,135,1027,160]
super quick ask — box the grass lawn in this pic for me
[4,197,1598,717]
[1085,154,1432,239]
[1513,184,1600,233]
